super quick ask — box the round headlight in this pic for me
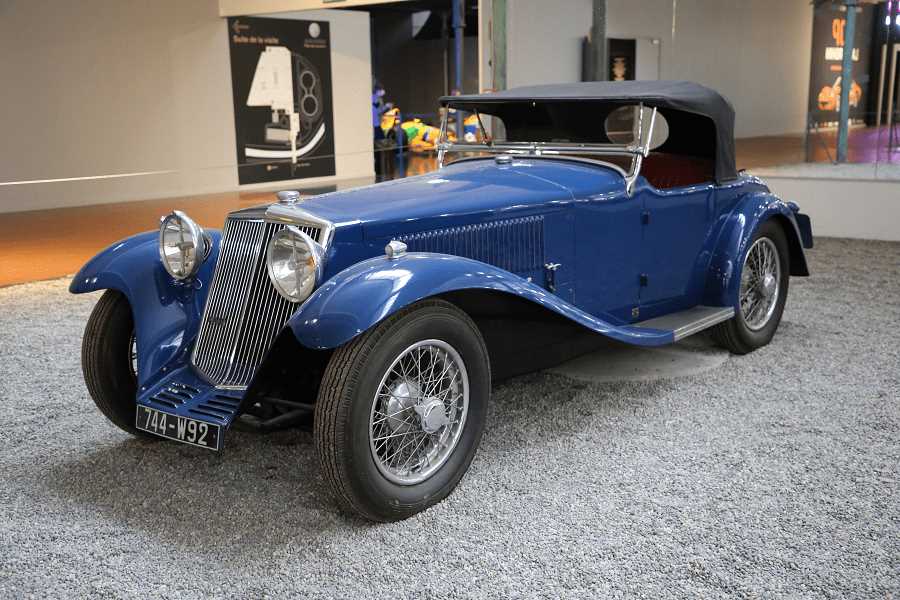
[266,226,323,303]
[158,210,207,280]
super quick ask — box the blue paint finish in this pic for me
[501,159,637,318]
[702,190,809,307]
[288,252,674,350]
[137,365,244,434]
[69,229,222,390]
[306,158,579,239]
[638,179,714,313]
[68,156,812,411]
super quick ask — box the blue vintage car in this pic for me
[71,81,813,521]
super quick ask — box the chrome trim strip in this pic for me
[445,155,629,180]
[671,307,734,341]
[635,306,735,342]
[265,203,335,248]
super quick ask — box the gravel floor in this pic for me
[0,237,898,599]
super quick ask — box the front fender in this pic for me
[69,230,220,389]
[704,193,810,307]
[288,253,673,350]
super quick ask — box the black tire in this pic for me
[314,298,490,522]
[82,290,154,438]
[711,219,790,355]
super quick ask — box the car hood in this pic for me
[294,157,624,239]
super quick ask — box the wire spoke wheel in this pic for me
[369,339,469,485]
[739,237,781,331]
[127,331,138,382]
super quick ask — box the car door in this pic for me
[572,187,643,324]
[637,179,715,318]
[504,158,642,324]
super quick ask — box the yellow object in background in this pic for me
[378,108,458,152]
[402,120,446,152]
[380,107,401,136]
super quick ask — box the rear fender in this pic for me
[69,230,221,389]
[703,193,810,307]
[287,253,673,350]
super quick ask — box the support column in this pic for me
[453,0,465,139]
[491,0,506,90]
[591,0,607,81]
[837,0,857,163]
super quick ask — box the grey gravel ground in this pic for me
[1,237,898,599]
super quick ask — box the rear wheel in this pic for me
[314,299,490,522]
[711,220,790,354]
[82,290,153,438]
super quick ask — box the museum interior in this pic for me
[0,0,897,597]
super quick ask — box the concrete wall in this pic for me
[0,1,372,214]
[504,0,813,138]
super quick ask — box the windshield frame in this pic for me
[436,102,659,194]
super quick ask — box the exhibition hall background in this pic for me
[1,0,899,288]
[0,0,814,215]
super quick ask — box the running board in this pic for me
[634,306,734,341]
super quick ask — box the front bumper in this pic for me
[137,366,244,450]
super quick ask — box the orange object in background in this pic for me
[817,76,861,112]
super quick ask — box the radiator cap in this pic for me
[276,190,300,204]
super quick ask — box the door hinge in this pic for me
[639,273,649,287]
[641,210,650,225]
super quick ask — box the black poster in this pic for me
[227,16,335,185]
[608,39,636,81]
[807,2,874,126]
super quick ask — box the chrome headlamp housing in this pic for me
[158,210,209,280]
[265,226,324,303]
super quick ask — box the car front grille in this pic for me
[191,217,321,388]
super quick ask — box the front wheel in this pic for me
[711,220,790,354]
[314,299,490,522]
[82,290,155,438]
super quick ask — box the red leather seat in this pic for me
[641,153,715,189]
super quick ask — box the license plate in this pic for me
[136,406,221,451]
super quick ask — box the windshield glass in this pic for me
[438,102,652,174]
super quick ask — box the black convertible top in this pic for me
[441,81,737,182]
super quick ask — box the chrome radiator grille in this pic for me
[192,217,320,388]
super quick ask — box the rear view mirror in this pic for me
[605,105,669,150]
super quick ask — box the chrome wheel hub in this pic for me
[369,339,469,485]
[415,397,451,434]
[760,273,777,299]
[739,237,781,331]
[128,332,138,382]
[384,380,421,434]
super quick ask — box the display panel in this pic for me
[807,2,875,127]
[227,16,336,185]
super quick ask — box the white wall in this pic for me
[503,0,813,138]
[764,175,900,241]
[619,0,813,138]
[505,0,590,89]
[0,1,372,214]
